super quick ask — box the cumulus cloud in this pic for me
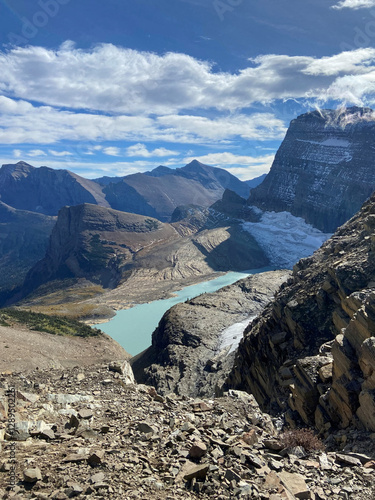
[48,150,73,156]
[1,45,375,115]
[332,0,375,9]
[0,96,285,145]
[183,153,275,179]
[103,147,121,156]
[126,143,180,157]
[27,149,46,157]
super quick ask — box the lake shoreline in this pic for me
[95,266,277,356]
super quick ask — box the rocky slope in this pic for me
[131,270,290,398]
[0,202,55,293]
[1,363,374,499]
[13,204,268,318]
[248,107,375,232]
[226,190,375,435]
[0,162,109,216]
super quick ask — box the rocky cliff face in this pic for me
[226,190,375,433]
[22,204,179,293]
[0,202,55,292]
[248,107,375,232]
[0,162,109,215]
[131,270,290,398]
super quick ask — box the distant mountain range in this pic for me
[0,159,250,221]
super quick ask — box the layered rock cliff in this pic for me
[226,190,375,433]
[248,107,375,232]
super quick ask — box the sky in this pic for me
[0,0,375,180]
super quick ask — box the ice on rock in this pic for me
[243,210,332,269]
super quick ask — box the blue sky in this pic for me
[0,0,375,180]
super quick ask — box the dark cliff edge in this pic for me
[226,190,375,434]
[248,107,375,232]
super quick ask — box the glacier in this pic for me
[243,209,332,269]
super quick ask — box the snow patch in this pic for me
[217,316,255,355]
[243,210,332,269]
[296,138,350,148]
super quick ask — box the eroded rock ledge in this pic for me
[131,270,290,398]
[226,192,375,435]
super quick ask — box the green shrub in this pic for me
[0,308,101,337]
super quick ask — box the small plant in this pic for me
[280,428,325,452]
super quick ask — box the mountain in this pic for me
[103,172,217,221]
[0,161,109,215]
[15,203,268,315]
[226,190,375,433]
[248,107,375,232]
[0,202,56,292]
[103,160,251,221]
[245,173,267,189]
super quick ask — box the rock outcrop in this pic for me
[22,204,180,293]
[131,270,290,398]
[0,162,109,215]
[226,190,375,434]
[248,107,375,232]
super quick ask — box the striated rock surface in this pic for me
[248,107,375,232]
[22,204,180,294]
[0,161,108,215]
[131,270,290,398]
[226,191,375,433]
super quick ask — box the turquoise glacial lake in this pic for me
[96,267,273,356]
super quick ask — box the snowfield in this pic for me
[216,316,256,355]
[243,209,332,269]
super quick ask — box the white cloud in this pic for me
[183,153,275,179]
[332,0,375,9]
[13,149,22,158]
[0,96,285,145]
[126,143,180,157]
[103,147,121,156]
[158,114,287,140]
[27,149,46,157]
[48,150,73,157]
[1,45,375,115]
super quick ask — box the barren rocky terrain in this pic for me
[1,362,375,499]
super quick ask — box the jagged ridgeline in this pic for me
[248,107,375,232]
[226,190,375,433]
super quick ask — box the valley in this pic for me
[1,106,375,499]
